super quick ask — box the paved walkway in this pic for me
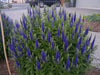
[1,6,100,68]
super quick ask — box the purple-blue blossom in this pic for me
[79,36,82,44]
[74,53,78,67]
[81,42,86,54]
[85,27,89,35]
[15,59,20,67]
[62,29,64,41]
[56,48,59,63]
[87,53,90,60]
[30,31,33,40]
[57,27,60,36]
[36,59,40,70]
[42,33,45,40]
[91,37,96,49]
[35,37,39,49]
[66,56,70,70]
[20,42,24,48]
[71,30,75,39]
[74,13,76,22]
[17,45,22,52]
[79,25,83,33]
[48,30,51,43]
[22,32,27,39]
[42,50,46,61]
[64,38,68,51]
[27,47,31,57]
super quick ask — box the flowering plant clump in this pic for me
[9,7,96,75]
[0,13,13,61]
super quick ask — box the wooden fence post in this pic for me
[0,11,11,75]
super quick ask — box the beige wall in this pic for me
[9,0,25,3]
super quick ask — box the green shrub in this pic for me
[8,3,12,8]
[0,4,4,9]
[0,13,12,61]
[86,14,100,21]
[9,7,96,75]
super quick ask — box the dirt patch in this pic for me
[0,57,17,75]
[86,68,100,75]
[84,19,100,32]
[0,58,100,75]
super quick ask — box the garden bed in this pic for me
[84,19,100,32]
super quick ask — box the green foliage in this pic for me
[0,13,12,61]
[65,0,70,2]
[0,4,4,9]
[7,3,12,8]
[9,7,96,75]
[86,14,100,21]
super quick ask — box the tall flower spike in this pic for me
[71,30,75,39]
[57,27,60,36]
[22,16,27,30]
[42,33,45,40]
[48,30,51,43]
[54,15,56,21]
[76,41,79,49]
[42,21,45,32]
[82,16,84,23]
[79,36,82,44]
[15,59,20,67]
[75,23,78,33]
[20,42,24,48]
[51,40,54,49]
[74,53,78,67]
[36,59,40,70]
[70,16,73,27]
[30,31,33,40]
[35,37,39,49]
[85,27,89,35]
[22,32,27,39]
[79,24,83,33]
[42,50,46,61]
[66,56,70,70]
[64,13,66,21]
[81,42,86,54]
[69,13,71,17]
[87,53,90,60]
[64,38,68,51]
[74,13,76,22]
[56,48,59,63]
[17,45,22,52]
[27,47,31,58]
[91,37,96,49]
[16,22,19,29]
[88,34,92,42]
[62,29,64,41]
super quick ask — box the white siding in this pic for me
[76,0,100,9]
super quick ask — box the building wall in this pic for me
[76,0,100,9]
[8,0,25,3]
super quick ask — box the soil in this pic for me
[0,57,100,75]
[84,19,100,32]
[0,57,17,75]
